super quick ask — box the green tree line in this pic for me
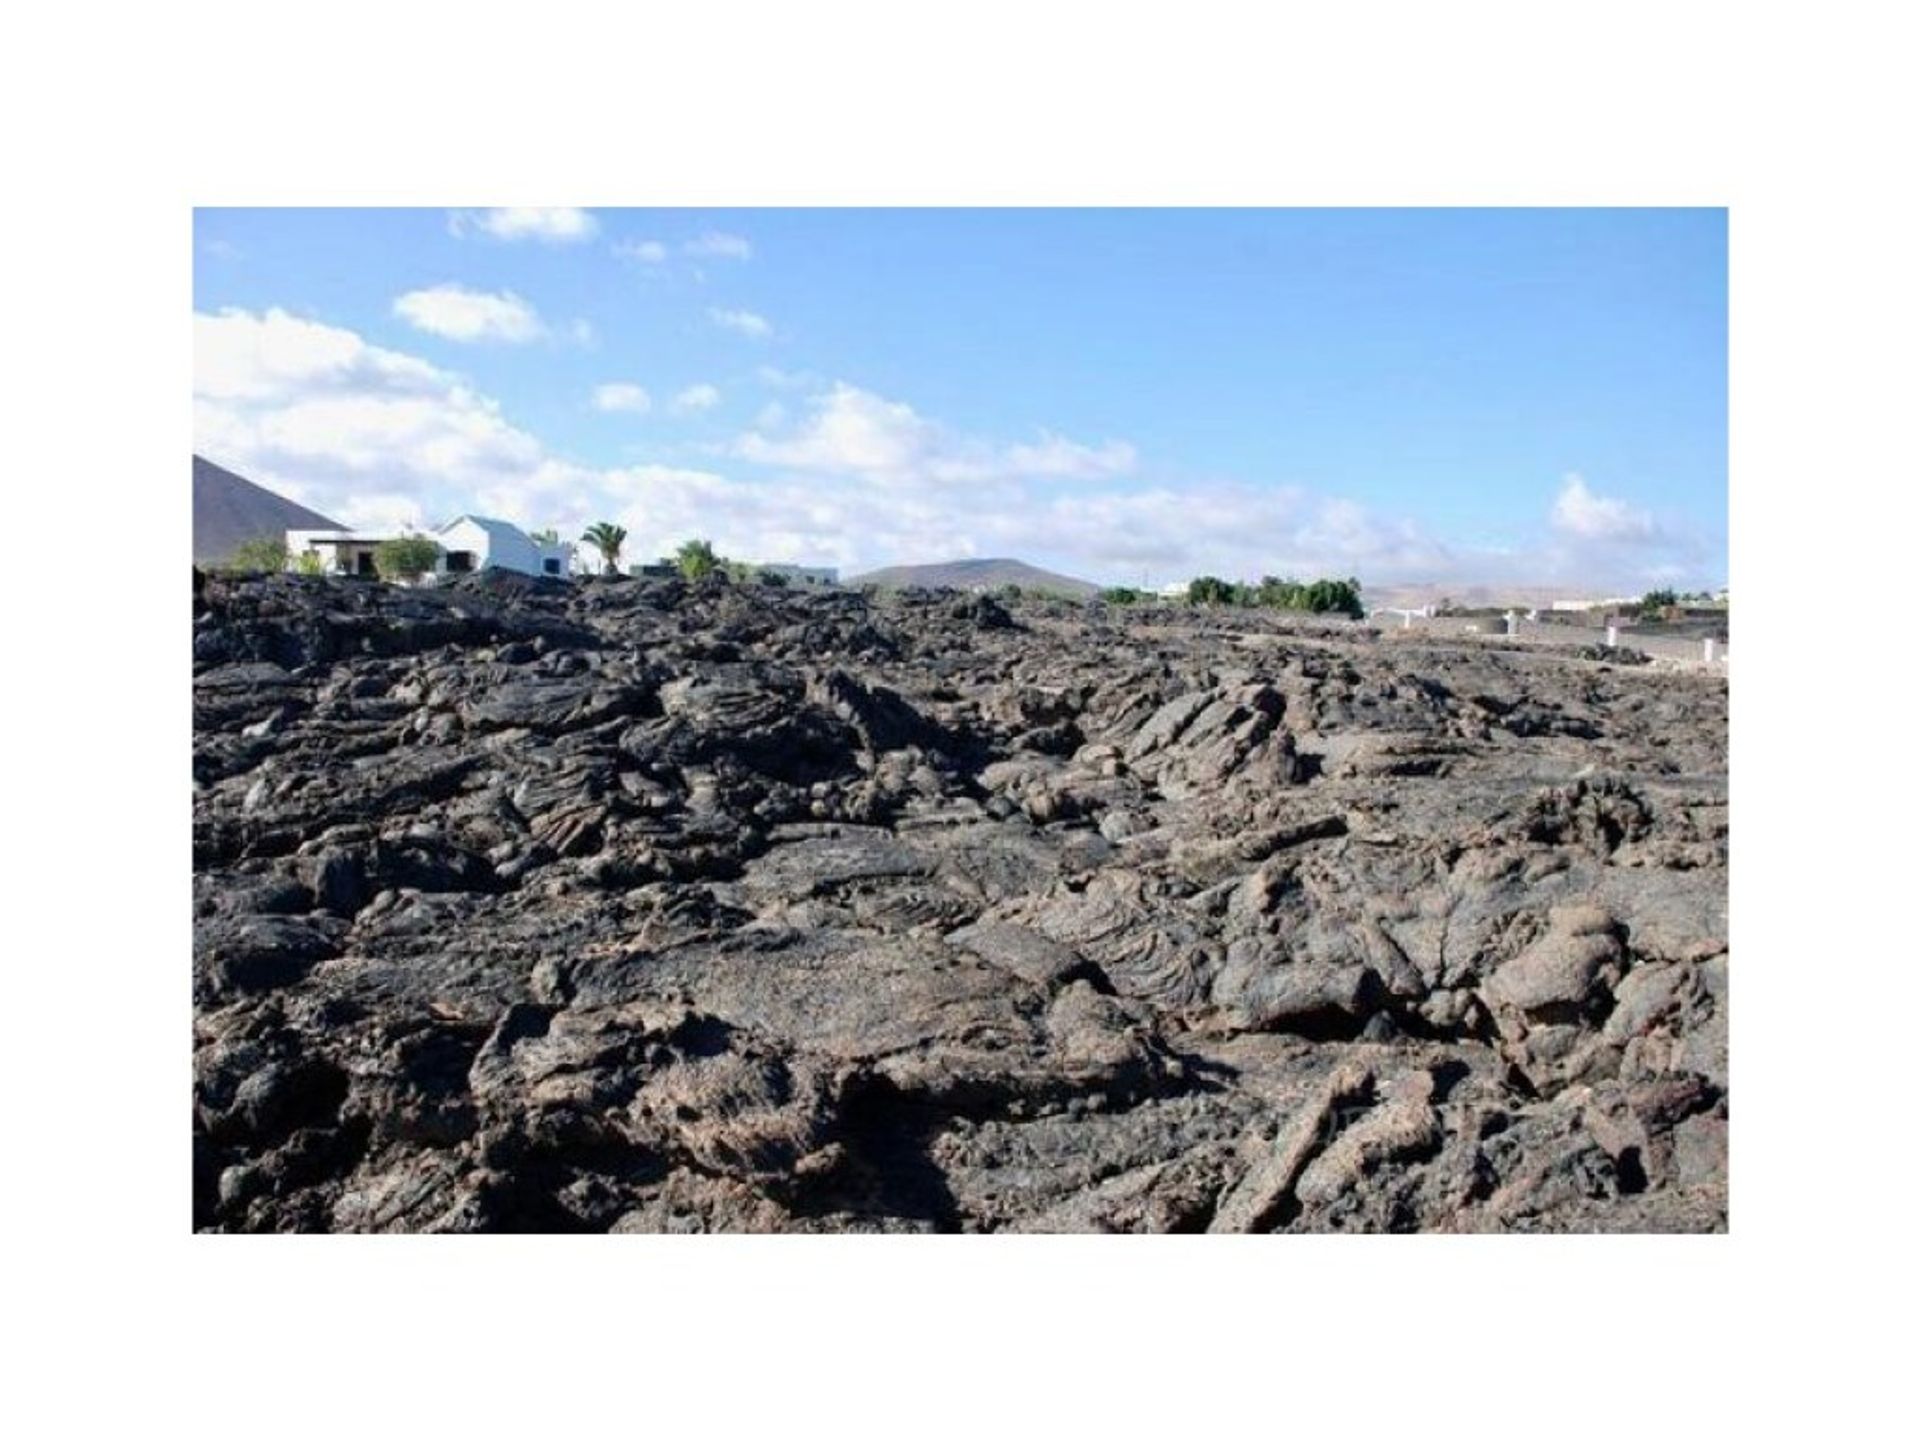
[1107,574,1363,617]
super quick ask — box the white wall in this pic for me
[286,528,390,576]
[436,517,575,578]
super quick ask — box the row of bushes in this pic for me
[1098,575,1364,618]
[217,528,739,585]
[217,535,445,581]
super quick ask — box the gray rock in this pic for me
[192,570,1727,1232]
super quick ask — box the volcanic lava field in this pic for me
[193,571,1727,1232]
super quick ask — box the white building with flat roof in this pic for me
[286,527,407,578]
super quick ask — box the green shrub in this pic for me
[1639,588,1679,619]
[1101,586,1143,605]
[374,535,441,582]
[294,550,324,577]
[677,538,721,580]
[1174,573,1366,615]
[227,536,288,573]
[1303,577,1364,618]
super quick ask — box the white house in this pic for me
[287,515,573,581]
[433,515,573,579]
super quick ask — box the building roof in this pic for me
[437,514,525,541]
[193,455,342,565]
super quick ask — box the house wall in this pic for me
[287,529,388,576]
[436,517,503,573]
[434,518,571,578]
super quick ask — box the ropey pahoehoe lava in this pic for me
[193,569,1727,1233]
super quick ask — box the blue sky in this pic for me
[194,207,1725,589]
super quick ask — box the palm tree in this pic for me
[581,522,627,576]
[676,537,719,580]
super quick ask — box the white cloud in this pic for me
[1537,473,1712,591]
[735,384,924,474]
[614,239,668,264]
[592,382,652,415]
[1550,473,1657,543]
[454,207,598,244]
[1013,485,1455,581]
[685,231,752,261]
[195,307,544,530]
[392,284,544,343]
[193,308,1716,590]
[671,383,721,415]
[733,383,1137,487]
[1002,433,1138,480]
[709,307,772,338]
[195,306,446,403]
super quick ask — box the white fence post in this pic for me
[1606,623,1618,648]
[1505,609,1518,637]
[1704,638,1717,663]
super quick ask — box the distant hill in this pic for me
[193,455,341,565]
[848,557,1100,597]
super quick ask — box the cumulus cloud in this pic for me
[1003,433,1138,480]
[685,231,752,260]
[732,383,1137,487]
[1538,473,1713,591]
[671,383,721,415]
[592,382,652,414]
[195,305,446,403]
[195,308,544,530]
[709,307,772,338]
[392,284,544,343]
[452,207,598,244]
[193,307,1715,590]
[614,238,668,264]
[1013,485,1455,581]
[1550,473,1657,543]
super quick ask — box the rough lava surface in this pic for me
[193,570,1728,1232]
